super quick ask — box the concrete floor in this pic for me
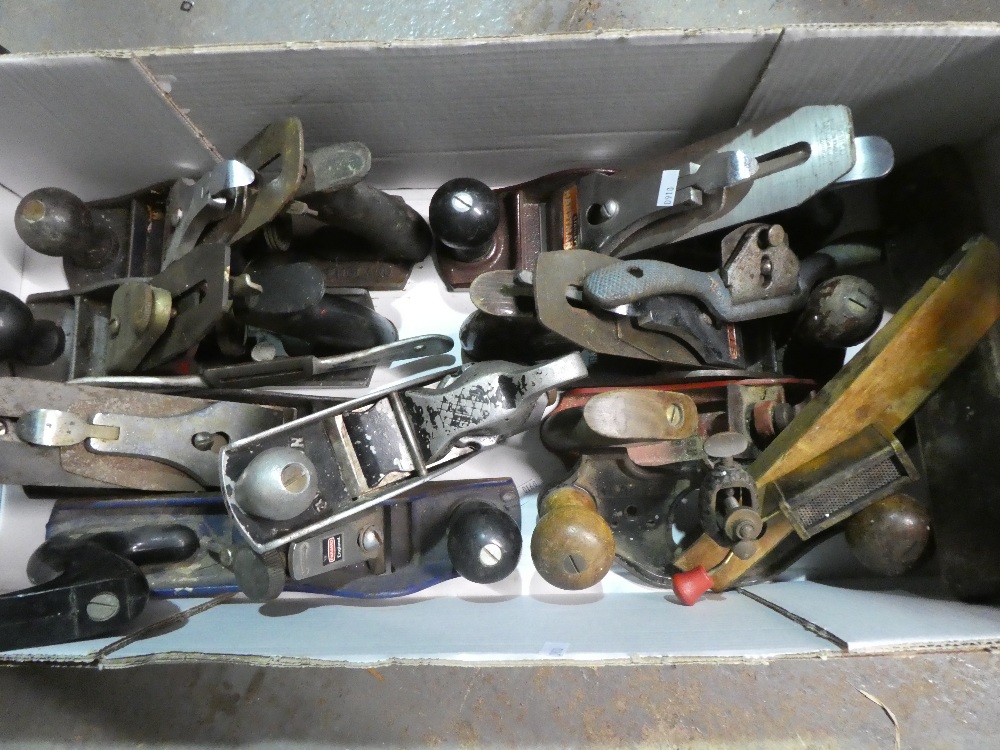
[3,2,1000,748]
[1,651,998,748]
[0,0,999,52]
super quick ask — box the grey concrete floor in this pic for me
[3,2,1000,748]
[1,651,998,748]
[0,0,999,52]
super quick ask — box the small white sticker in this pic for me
[656,169,680,207]
[518,478,541,495]
[540,642,570,657]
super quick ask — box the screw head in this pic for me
[21,199,46,223]
[359,527,383,553]
[217,546,234,568]
[251,341,278,362]
[766,224,786,246]
[479,541,503,567]
[86,592,121,622]
[450,191,475,213]
[664,403,684,427]
[191,431,214,451]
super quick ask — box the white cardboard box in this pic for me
[3,24,1000,667]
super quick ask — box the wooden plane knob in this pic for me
[530,487,615,591]
[15,187,119,269]
[845,493,930,576]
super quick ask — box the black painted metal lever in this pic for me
[0,524,198,651]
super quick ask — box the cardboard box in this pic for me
[3,24,1000,666]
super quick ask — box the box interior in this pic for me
[2,25,1000,665]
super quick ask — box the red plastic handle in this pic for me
[671,566,714,606]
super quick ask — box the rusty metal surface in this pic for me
[434,170,588,290]
[229,118,304,245]
[0,378,290,491]
[534,248,703,365]
[0,652,997,747]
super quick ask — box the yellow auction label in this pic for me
[561,186,579,250]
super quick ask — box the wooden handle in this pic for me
[530,487,615,591]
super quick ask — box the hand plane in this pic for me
[430,105,893,289]
[0,376,298,492]
[15,118,431,292]
[466,223,882,371]
[530,376,814,590]
[879,147,1000,601]
[670,235,1000,603]
[13,123,424,381]
[42,478,522,602]
[218,355,587,577]
[15,258,449,387]
[0,524,197,651]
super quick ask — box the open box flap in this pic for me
[744,580,1000,653]
[100,590,838,667]
[137,31,780,188]
[741,24,1000,161]
[0,54,215,200]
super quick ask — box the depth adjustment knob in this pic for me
[700,431,762,560]
[447,501,521,584]
[15,187,119,269]
[0,290,65,366]
[232,546,286,602]
[429,178,500,263]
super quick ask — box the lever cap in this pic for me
[234,448,319,521]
